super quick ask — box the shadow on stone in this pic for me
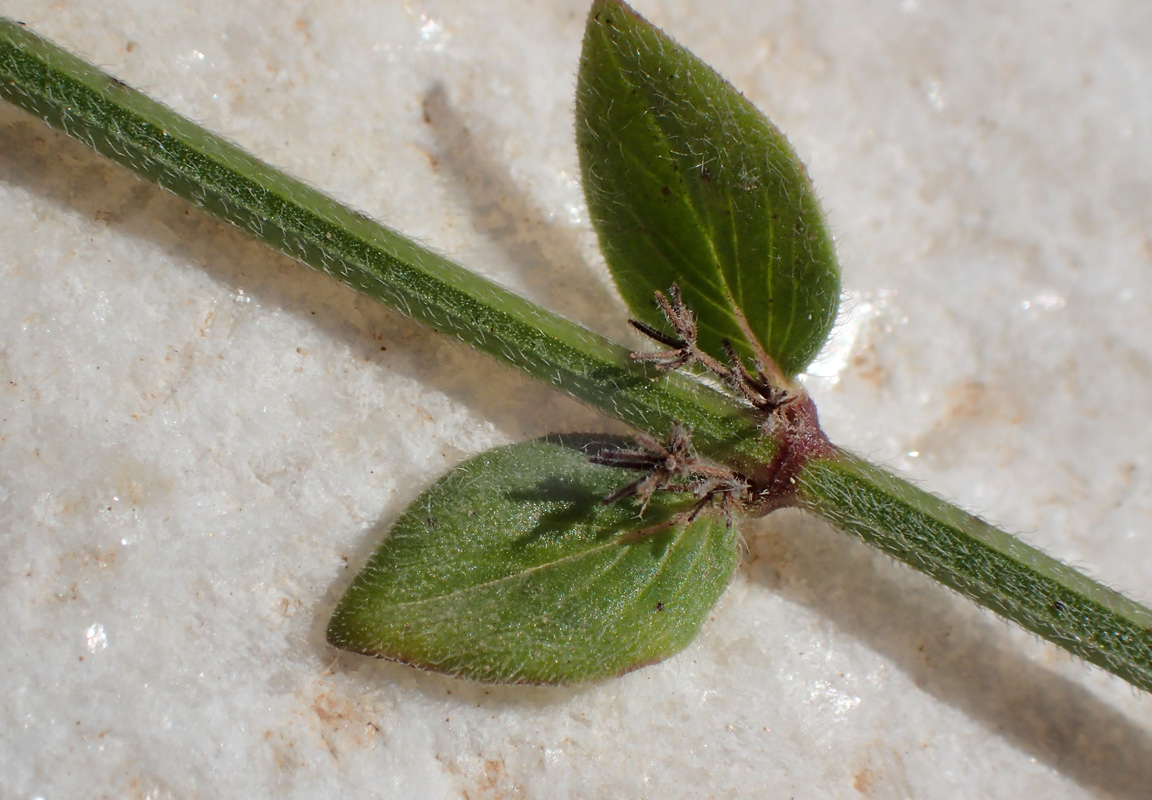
[745,507,1152,800]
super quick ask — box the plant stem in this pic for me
[3,16,1151,691]
[799,453,1152,691]
[0,16,768,468]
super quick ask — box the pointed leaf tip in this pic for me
[577,0,841,377]
[327,435,739,685]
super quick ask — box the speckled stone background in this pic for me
[2,1,1151,798]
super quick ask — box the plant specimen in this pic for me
[2,0,1150,689]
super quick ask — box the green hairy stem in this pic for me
[0,16,768,469]
[3,15,1151,691]
[799,453,1152,690]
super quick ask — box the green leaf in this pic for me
[327,435,739,684]
[576,0,841,377]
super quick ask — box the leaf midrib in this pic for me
[598,25,754,355]
[383,519,692,611]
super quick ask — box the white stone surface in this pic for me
[2,1,1151,797]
